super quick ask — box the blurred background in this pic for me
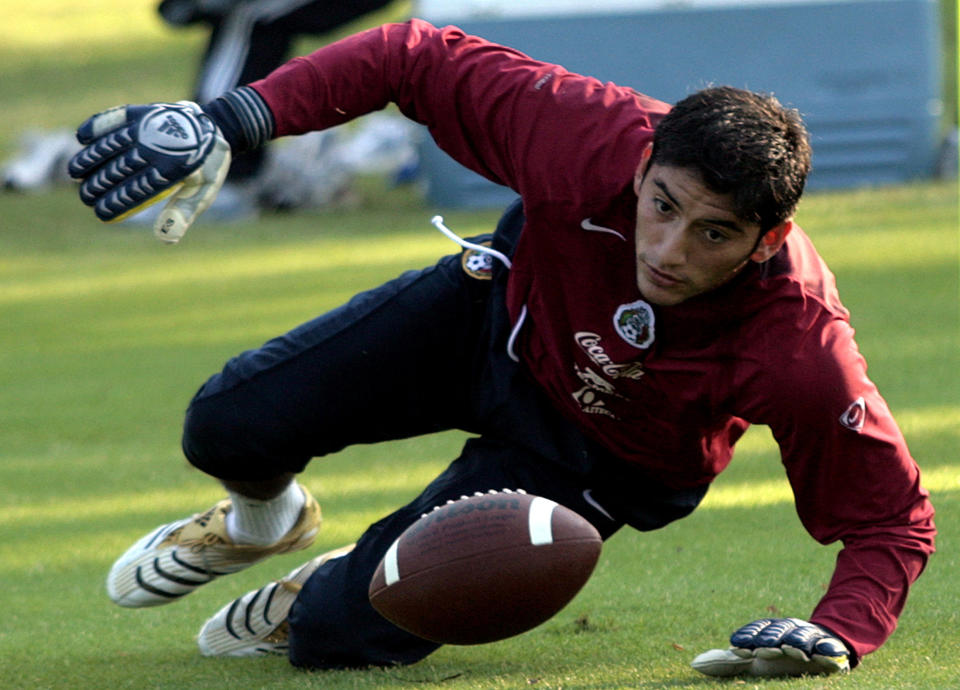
[414,0,959,207]
[2,0,957,210]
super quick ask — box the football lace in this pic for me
[420,488,528,518]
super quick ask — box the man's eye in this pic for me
[704,228,729,243]
[653,198,671,214]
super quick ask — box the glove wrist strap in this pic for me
[202,86,274,153]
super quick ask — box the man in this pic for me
[67,19,935,677]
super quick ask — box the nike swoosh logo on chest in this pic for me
[581,218,626,241]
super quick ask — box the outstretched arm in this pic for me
[692,309,936,676]
[70,19,665,240]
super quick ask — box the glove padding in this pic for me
[691,618,851,677]
[68,101,230,243]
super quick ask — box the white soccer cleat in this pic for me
[106,487,321,608]
[196,544,355,657]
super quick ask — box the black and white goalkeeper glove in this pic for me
[68,101,230,243]
[691,618,851,677]
[68,86,272,243]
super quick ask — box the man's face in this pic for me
[633,161,779,306]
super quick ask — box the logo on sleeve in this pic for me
[839,397,866,432]
[613,300,655,349]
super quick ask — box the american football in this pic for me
[368,490,602,645]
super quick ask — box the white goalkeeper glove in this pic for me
[68,101,230,243]
[691,617,851,677]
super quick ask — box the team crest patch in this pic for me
[613,300,655,349]
[839,397,866,432]
[461,243,495,280]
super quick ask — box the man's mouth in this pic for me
[644,263,684,288]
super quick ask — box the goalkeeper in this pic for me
[68,20,935,678]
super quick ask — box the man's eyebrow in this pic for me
[653,179,747,234]
[654,179,680,208]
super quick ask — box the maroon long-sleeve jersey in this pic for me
[250,19,935,660]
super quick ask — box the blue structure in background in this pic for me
[417,0,942,208]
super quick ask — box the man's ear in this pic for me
[633,143,654,195]
[750,220,794,263]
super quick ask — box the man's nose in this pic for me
[652,223,687,267]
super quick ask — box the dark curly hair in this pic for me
[650,86,811,232]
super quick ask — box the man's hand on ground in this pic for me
[691,617,851,677]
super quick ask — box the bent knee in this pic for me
[181,391,296,481]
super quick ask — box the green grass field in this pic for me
[2,2,959,688]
